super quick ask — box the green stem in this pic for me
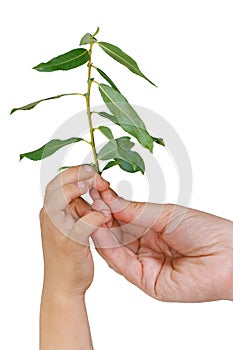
[85,39,100,173]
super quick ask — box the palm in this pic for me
[92,189,233,302]
[123,223,229,302]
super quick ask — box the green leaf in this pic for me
[98,126,114,140]
[116,136,134,150]
[102,160,119,172]
[80,33,97,45]
[98,136,133,160]
[98,140,118,160]
[98,84,154,152]
[97,112,165,149]
[58,163,93,172]
[33,48,89,72]
[20,137,84,161]
[117,156,144,173]
[10,93,79,115]
[98,42,157,87]
[92,26,100,36]
[98,136,145,173]
[96,67,120,92]
[58,166,73,171]
[80,33,91,45]
[152,137,165,147]
[97,111,119,125]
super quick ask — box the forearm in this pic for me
[40,285,93,350]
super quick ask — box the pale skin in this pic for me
[91,187,233,302]
[40,165,233,349]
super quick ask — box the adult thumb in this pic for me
[101,188,168,230]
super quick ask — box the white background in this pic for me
[1,0,233,349]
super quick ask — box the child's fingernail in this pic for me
[78,181,86,189]
[84,165,93,173]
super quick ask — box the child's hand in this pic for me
[40,165,110,296]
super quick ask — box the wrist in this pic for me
[40,283,93,350]
[42,278,88,299]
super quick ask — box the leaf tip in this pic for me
[160,139,165,147]
[92,26,100,37]
[19,154,24,161]
[32,64,43,72]
[146,77,158,87]
[153,137,165,147]
[10,108,16,115]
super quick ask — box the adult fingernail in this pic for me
[78,181,86,189]
[84,165,93,173]
[101,210,110,216]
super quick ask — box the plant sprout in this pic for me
[11,27,165,174]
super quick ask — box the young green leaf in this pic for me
[98,42,157,87]
[152,137,165,146]
[92,26,100,37]
[98,126,114,140]
[80,33,97,45]
[33,48,89,72]
[10,93,80,115]
[99,84,154,152]
[20,138,84,161]
[98,136,145,173]
[95,67,120,92]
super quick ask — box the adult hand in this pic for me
[40,165,110,295]
[91,188,233,302]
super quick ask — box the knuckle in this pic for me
[39,207,45,221]
[63,166,77,178]
[59,167,78,186]
[85,211,98,222]
[63,182,77,194]
[92,210,104,220]
[45,180,54,197]
[62,183,77,201]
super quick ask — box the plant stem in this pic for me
[85,39,100,173]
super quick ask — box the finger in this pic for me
[92,226,120,249]
[68,211,111,246]
[89,187,101,201]
[45,165,109,200]
[45,182,90,213]
[101,188,168,232]
[69,197,92,219]
[90,188,113,227]
[94,238,142,287]
[100,188,136,221]
[92,192,151,239]
[92,198,111,216]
